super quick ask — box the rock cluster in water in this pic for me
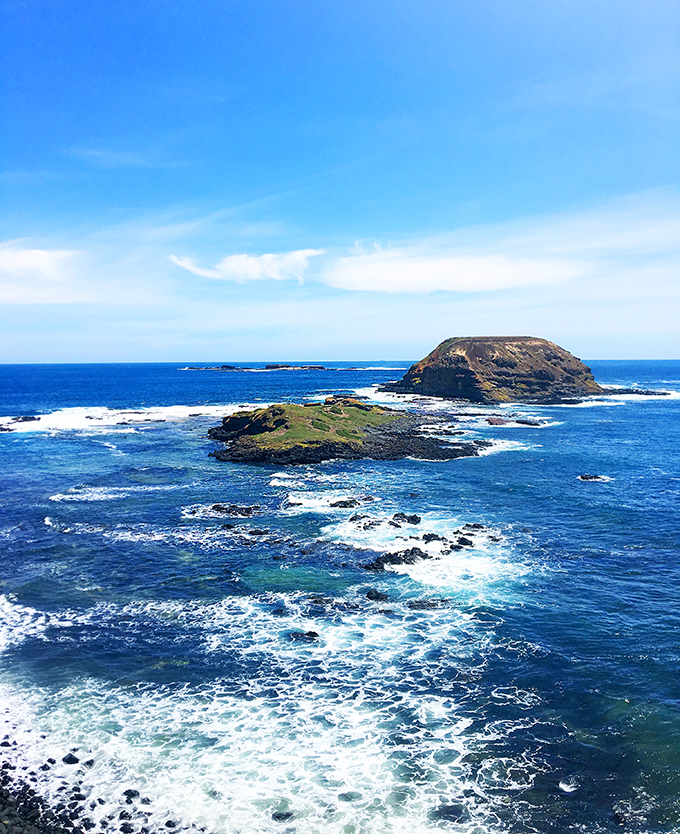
[382,336,604,403]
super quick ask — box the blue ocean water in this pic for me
[0,360,679,834]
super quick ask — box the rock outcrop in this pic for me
[382,336,604,403]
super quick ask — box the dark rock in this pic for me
[211,503,259,516]
[329,499,360,508]
[464,523,485,530]
[457,537,474,546]
[248,529,268,536]
[363,547,430,571]
[579,473,606,481]
[288,630,319,643]
[407,599,448,610]
[423,533,447,543]
[272,811,294,822]
[62,753,79,765]
[366,589,389,602]
[393,513,421,524]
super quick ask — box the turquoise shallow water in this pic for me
[0,360,679,834]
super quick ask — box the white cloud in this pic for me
[320,189,680,294]
[322,248,580,293]
[170,248,325,282]
[0,243,87,303]
[0,244,78,277]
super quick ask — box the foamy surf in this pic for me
[0,403,266,434]
[50,484,192,502]
[0,594,535,834]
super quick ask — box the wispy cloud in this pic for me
[69,148,185,169]
[3,190,679,360]
[320,189,680,294]
[322,248,579,293]
[170,249,325,282]
[0,242,86,303]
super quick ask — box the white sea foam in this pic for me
[279,490,378,516]
[50,484,190,502]
[319,510,529,601]
[0,594,540,834]
[0,403,266,434]
[477,439,539,456]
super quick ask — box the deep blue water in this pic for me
[0,361,679,834]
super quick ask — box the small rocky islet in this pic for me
[380,335,665,403]
[208,397,489,464]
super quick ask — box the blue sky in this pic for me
[1,0,679,361]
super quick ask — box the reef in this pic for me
[208,397,488,464]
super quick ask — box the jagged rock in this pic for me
[363,547,430,571]
[330,499,360,508]
[211,503,259,516]
[393,513,421,524]
[381,336,605,403]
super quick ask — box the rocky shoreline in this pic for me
[0,766,88,834]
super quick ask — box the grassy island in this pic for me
[211,398,400,450]
[208,397,487,464]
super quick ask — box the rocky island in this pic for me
[382,336,605,403]
[208,397,488,464]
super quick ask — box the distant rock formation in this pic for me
[382,336,604,403]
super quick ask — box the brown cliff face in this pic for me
[385,337,604,403]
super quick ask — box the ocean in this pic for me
[0,360,679,834]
